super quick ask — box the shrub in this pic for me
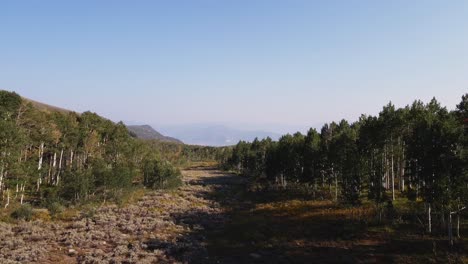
[32,209,51,222]
[47,202,65,216]
[143,159,182,189]
[11,204,33,221]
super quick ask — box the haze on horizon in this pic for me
[1,0,467,134]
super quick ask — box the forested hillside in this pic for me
[0,91,182,211]
[224,95,468,244]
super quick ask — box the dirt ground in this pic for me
[0,167,232,263]
[0,166,466,263]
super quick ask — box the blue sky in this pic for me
[1,0,467,133]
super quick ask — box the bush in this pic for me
[11,204,33,221]
[32,209,51,222]
[47,201,65,216]
[81,205,96,219]
[143,159,182,189]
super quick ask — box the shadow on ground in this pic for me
[160,167,468,264]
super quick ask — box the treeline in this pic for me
[224,95,467,239]
[146,141,229,167]
[0,91,182,209]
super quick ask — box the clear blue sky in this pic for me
[1,0,467,133]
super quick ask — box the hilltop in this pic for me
[127,125,183,143]
[22,96,73,114]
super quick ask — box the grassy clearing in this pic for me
[182,161,219,170]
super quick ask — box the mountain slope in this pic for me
[127,125,183,143]
[22,97,73,114]
[17,93,183,144]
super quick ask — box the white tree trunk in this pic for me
[20,183,24,204]
[0,163,4,193]
[38,142,44,170]
[4,189,9,208]
[56,149,63,186]
[53,152,57,167]
[37,142,44,190]
[36,176,42,192]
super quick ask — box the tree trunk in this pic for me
[457,213,460,238]
[47,158,53,184]
[335,172,338,202]
[23,147,28,162]
[20,183,24,204]
[57,149,63,186]
[70,149,74,167]
[391,148,395,200]
[449,213,453,246]
[400,148,405,192]
[38,142,44,170]
[0,163,4,193]
[37,142,44,190]
[416,181,419,199]
[4,189,9,208]
[428,203,432,233]
[53,152,57,167]
[441,212,446,230]
[321,170,325,187]
[37,177,41,192]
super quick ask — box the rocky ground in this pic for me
[2,167,466,263]
[0,167,238,264]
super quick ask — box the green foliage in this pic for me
[46,202,64,216]
[0,90,182,208]
[224,94,468,211]
[147,140,229,167]
[143,158,182,189]
[0,91,22,119]
[11,204,33,221]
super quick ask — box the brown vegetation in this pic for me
[1,166,466,263]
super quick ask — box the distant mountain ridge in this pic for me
[127,125,183,144]
[158,124,281,146]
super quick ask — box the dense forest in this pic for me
[224,94,468,244]
[0,91,184,211]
